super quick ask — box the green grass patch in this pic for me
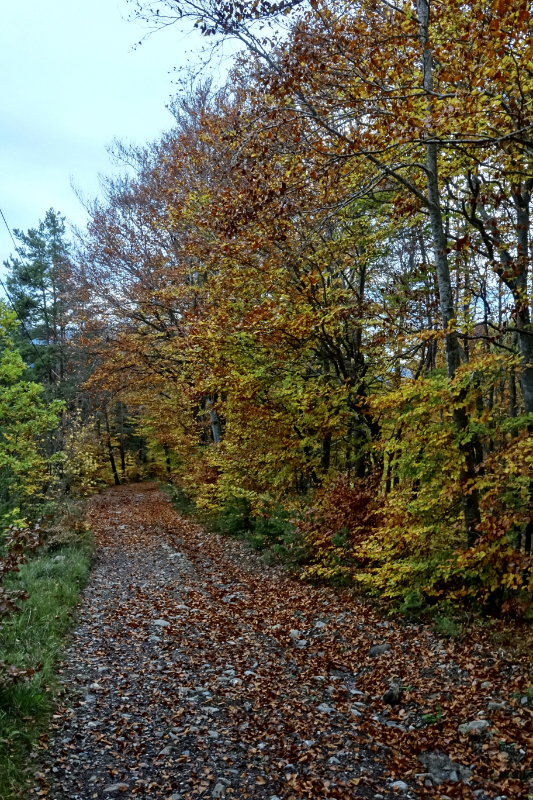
[0,536,93,799]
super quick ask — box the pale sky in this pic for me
[0,0,206,272]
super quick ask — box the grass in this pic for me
[421,703,443,727]
[0,534,93,799]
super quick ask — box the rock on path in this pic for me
[38,484,532,800]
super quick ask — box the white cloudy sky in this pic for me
[0,0,208,272]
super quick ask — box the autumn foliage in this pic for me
[70,0,533,612]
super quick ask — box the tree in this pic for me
[0,302,64,527]
[68,15,533,607]
[131,0,533,545]
[3,209,71,394]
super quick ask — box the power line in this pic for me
[0,206,17,249]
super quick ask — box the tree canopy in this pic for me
[3,0,533,611]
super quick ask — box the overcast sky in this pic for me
[0,0,206,274]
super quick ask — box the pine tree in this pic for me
[3,209,70,392]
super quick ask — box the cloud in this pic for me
[0,0,201,269]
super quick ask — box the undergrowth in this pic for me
[165,484,485,640]
[164,486,310,571]
[0,520,93,799]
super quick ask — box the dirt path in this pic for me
[38,484,532,800]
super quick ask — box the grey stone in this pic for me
[103,785,128,795]
[414,772,433,781]
[314,620,327,629]
[270,796,281,800]
[487,701,506,711]
[480,681,492,689]
[458,719,490,735]
[154,619,170,627]
[159,745,174,756]
[54,555,65,562]
[328,756,340,764]
[384,720,406,731]
[294,639,308,648]
[391,780,409,791]
[170,795,183,800]
[382,683,401,705]
[205,706,220,714]
[369,644,391,657]
[317,703,334,714]
[243,702,252,712]
[212,783,226,798]
[289,629,301,638]
[208,730,219,738]
[418,751,472,784]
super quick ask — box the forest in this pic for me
[2,0,533,797]
[3,0,532,608]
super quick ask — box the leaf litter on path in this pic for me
[33,484,532,800]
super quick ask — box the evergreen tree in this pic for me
[3,209,70,393]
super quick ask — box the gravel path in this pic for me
[37,484,533,800]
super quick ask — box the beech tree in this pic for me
[68,0,533,607]
[131,0,533,546]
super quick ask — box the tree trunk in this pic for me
[119,404,126,480]
[513,186,533,555]
[321,433,331,472]
[207,396,222,444]
[418,0,481,546]
[104,409,121,486]
[513,187,533,415]
[354,454,365,480]
[509,365,519,439]
[164,444,172,483]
